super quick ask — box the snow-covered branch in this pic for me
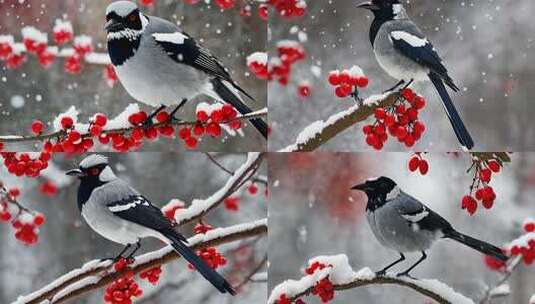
[280,92,398,152]
[174,152,265,226]
[0,108,267,144]
[269,255,474,304]
[13,219,267,304]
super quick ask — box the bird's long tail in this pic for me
[210,78,268,139]
[163,229,236,295]
[444,230,508,262]
[428,73,474,150]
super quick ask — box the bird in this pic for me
[66,154,236,295]
[351,176,508,277]
[104,0,267,139]
[357,0,474,150]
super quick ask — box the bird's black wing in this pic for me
[395,192,452,232]
[389,30,458,90]
[151,31,233,82]
[107,195,187,242]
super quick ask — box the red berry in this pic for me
[328,71,340,86]
[408,156,420,172]
[374,108,386,120]
[33,213,45,226]
[60,117,74,129]
[31,120,44,134]
[487,161,501,173]
[524,222,535,232]
[418,160,429,175]
[93,113,107,127]
[461,195,478,215]
[185,137,198,149]
[362,124,373,135]
[355,76,369,88]
[178,128,191,140]
[479,168,492,183]
[156,111,170,123]
[196,110,209,122]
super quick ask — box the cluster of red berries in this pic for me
[362,88,427,150]
[267,0,306,18]
[104,269,143,304]
[194,222,214,235]
[305,261,327,275]
[277,294,306,304]
[270,40,306,85]
[139,266,162,285]
[2,152,51,177]
[508,218,535,265]
[247,52,269,80]
[328,67,369,98]
[312,278,335,303]
[461,160,501,215]
[408,153,429,175]
[12,213,45,246]
[162,199,185,223]
[114,257,134,272]
[39,180,58,197]
[189,247,227,270]
[224,196,240,211]
[177,104,243,149]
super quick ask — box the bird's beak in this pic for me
[105,19,124,32]
[356,1,379,10]
[351,183,368,191]
[66,168,85,177]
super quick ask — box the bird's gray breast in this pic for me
[115,29,208,107]
[366,201,438,253]
[373,20,429,82]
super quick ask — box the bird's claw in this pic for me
[142,118,155,129]
[375,270,386,277]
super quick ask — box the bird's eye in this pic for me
[89,168,100,176]
[128,14,137,22]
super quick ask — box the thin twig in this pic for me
[235,254,267,290]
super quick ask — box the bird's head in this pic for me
[66,154,117,183]
[351,176,398,198]
[105,1,148,40]
[357,0,406,19]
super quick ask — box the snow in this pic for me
[246,52,268,65]
[104,103,141,130]
[52,106,79,131]
[53,19,73,33]
[276,40,303,50]
[0,35,14,45]
[41,162,73,188]
[269,254,474,304]
[506,232,535,249]
[50,275,100,302]
[73,35,92,47]
[152,32,188,44]
[11,43,26,55]
[391,31,428,47]
[21,26,48,43]
[251,272,267,281]
[10,95,25,109]
[84,52,111,64]
[488,284,510,297]
[174,153,261,224]
[530,294,535,304]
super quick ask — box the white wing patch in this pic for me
[385,186,400,201]
[402,210,429,223]
[390,31,428,47]
[108,197,149,212]
[152,32,188,45]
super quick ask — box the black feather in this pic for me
[445,230,508,262]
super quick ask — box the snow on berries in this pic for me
[161,199,185,223]
[504,218,535,266]
[461,155,506,215]
[0,35,14,60]
[269,40,306,85]
[247,52,269,80]
[21,26,48,54]
[328,66,369,98]
[73,35,93,56]
[52,19,73,45]
[408,153,429,175]
[362,87,426,150]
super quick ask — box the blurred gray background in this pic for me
[268,0,535,151]
[268,152,535,303]
[0,153,267,303]
[0,0,266,152]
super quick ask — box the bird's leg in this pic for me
[100,244,132,262]
[383,80,405,93]
[376,253,405,276]
[350,88,363,105]
[125,241,141,262]
[143,105,167,127]
[401,79,414,90]
[168,98,188,122]
[397,251,427,278]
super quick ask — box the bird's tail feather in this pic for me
[428,73,474,150]
[445,230,508,262]
[163,230,236,295]
[210,78,268,139]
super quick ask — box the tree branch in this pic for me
[280,93,398,152]
[13,219,267,304]
[0,110,267,144]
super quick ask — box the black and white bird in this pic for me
[351,176,507,277]
[66,154,235,295]
[357,0,474,150]
[104,0,267,139]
